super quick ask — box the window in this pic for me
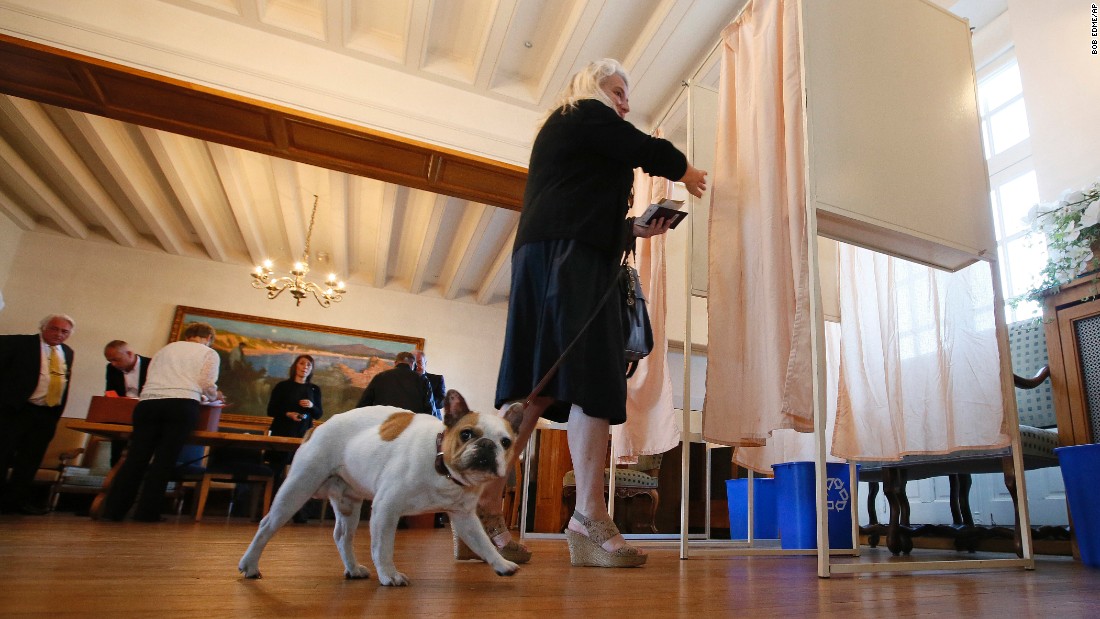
[894,258,996,362]
[978,52,1042,322]
[979,62,1030,160]
[895,262,937,360]
[992,165,1045,320]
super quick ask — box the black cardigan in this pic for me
[266,379,323,438]
[514,99,688,256]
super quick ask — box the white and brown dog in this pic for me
[239,391,524,586]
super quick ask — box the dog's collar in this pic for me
[435,432,468,487]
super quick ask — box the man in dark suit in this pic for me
[103,340,151,465]
[356,351,433,414]
[412,349,451,528]
[0,314,76,515]
[414,350,446,420]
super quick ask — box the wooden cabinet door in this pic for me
[1043,280,1100,445]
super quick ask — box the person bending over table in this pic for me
[103,340,151,466]
[103,322,221,522]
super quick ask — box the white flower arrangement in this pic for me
[1020,179,1100,301]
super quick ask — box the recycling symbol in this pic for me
[825,477,849,512]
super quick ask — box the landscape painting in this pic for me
[169,306,424,417]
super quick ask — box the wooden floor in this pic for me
[2,512,1099,617]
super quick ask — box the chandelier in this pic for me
[251,194,347,307]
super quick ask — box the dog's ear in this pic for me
[501,402,525,435]
[442,389,470,427]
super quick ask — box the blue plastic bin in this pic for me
[771,461,857,550]
[726,478,779,540]
[1056,443,1100,568]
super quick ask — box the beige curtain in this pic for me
[612,168,679,460]
[703,0,813,447]
[733,320,844,474]
[831,244,1009,460]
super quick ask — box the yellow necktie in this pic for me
[46,347,65,407]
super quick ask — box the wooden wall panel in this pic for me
[284,118,432,183]
[0,42,93,106]
[435,158,528,208]
[533,429,571,533]
[93,71,276,144]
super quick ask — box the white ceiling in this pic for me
[0,0,1001,308]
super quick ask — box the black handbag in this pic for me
[621,255,653,379]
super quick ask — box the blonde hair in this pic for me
[542,58,629,124]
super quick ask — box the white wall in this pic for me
[0,230,508,420]
[1009,0,1100,199]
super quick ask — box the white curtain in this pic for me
[613,168,680,461]
[734,320,844,474]
[704,0,1007,467]
[831,244,1009,460]
[703,0,813,447]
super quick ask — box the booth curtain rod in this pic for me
[650,0,755,131]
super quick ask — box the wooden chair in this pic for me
[48,434,112,511]
[860,319,1060,554]
[29,418,87,485]
[860,366,1058,555]
[562,453,663,534]
[191,446,274,522]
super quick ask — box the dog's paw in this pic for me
[238,562,262,579]
[492,559,520,577]
[378,571,410,586]
[344,565,372,580]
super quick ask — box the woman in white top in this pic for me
[104,322,220,522]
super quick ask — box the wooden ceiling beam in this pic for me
[373,184,399,289]
[0,95,140,247]
[0,132,88,239]
[139,127,233,262]
[63,111,190,256]
[410,193,448,295]
[0,34,526,212]
[476,229,514,305]
[441,203,495,300]
[0,186,36,230]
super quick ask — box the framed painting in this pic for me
[169,306,424,417]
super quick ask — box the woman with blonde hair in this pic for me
[474,58,706,567]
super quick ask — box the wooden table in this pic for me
[67,420,302,519]
[67,420,302,451]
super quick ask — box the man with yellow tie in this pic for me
[0,314,75,515]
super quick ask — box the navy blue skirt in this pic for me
[495,239,626,424]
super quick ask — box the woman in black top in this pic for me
[267,354,323,439]
[484,59,707,567]
[266,354,323,521]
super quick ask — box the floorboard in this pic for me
[1,512,1098,617]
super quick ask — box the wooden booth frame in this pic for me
[170,306,424,418]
